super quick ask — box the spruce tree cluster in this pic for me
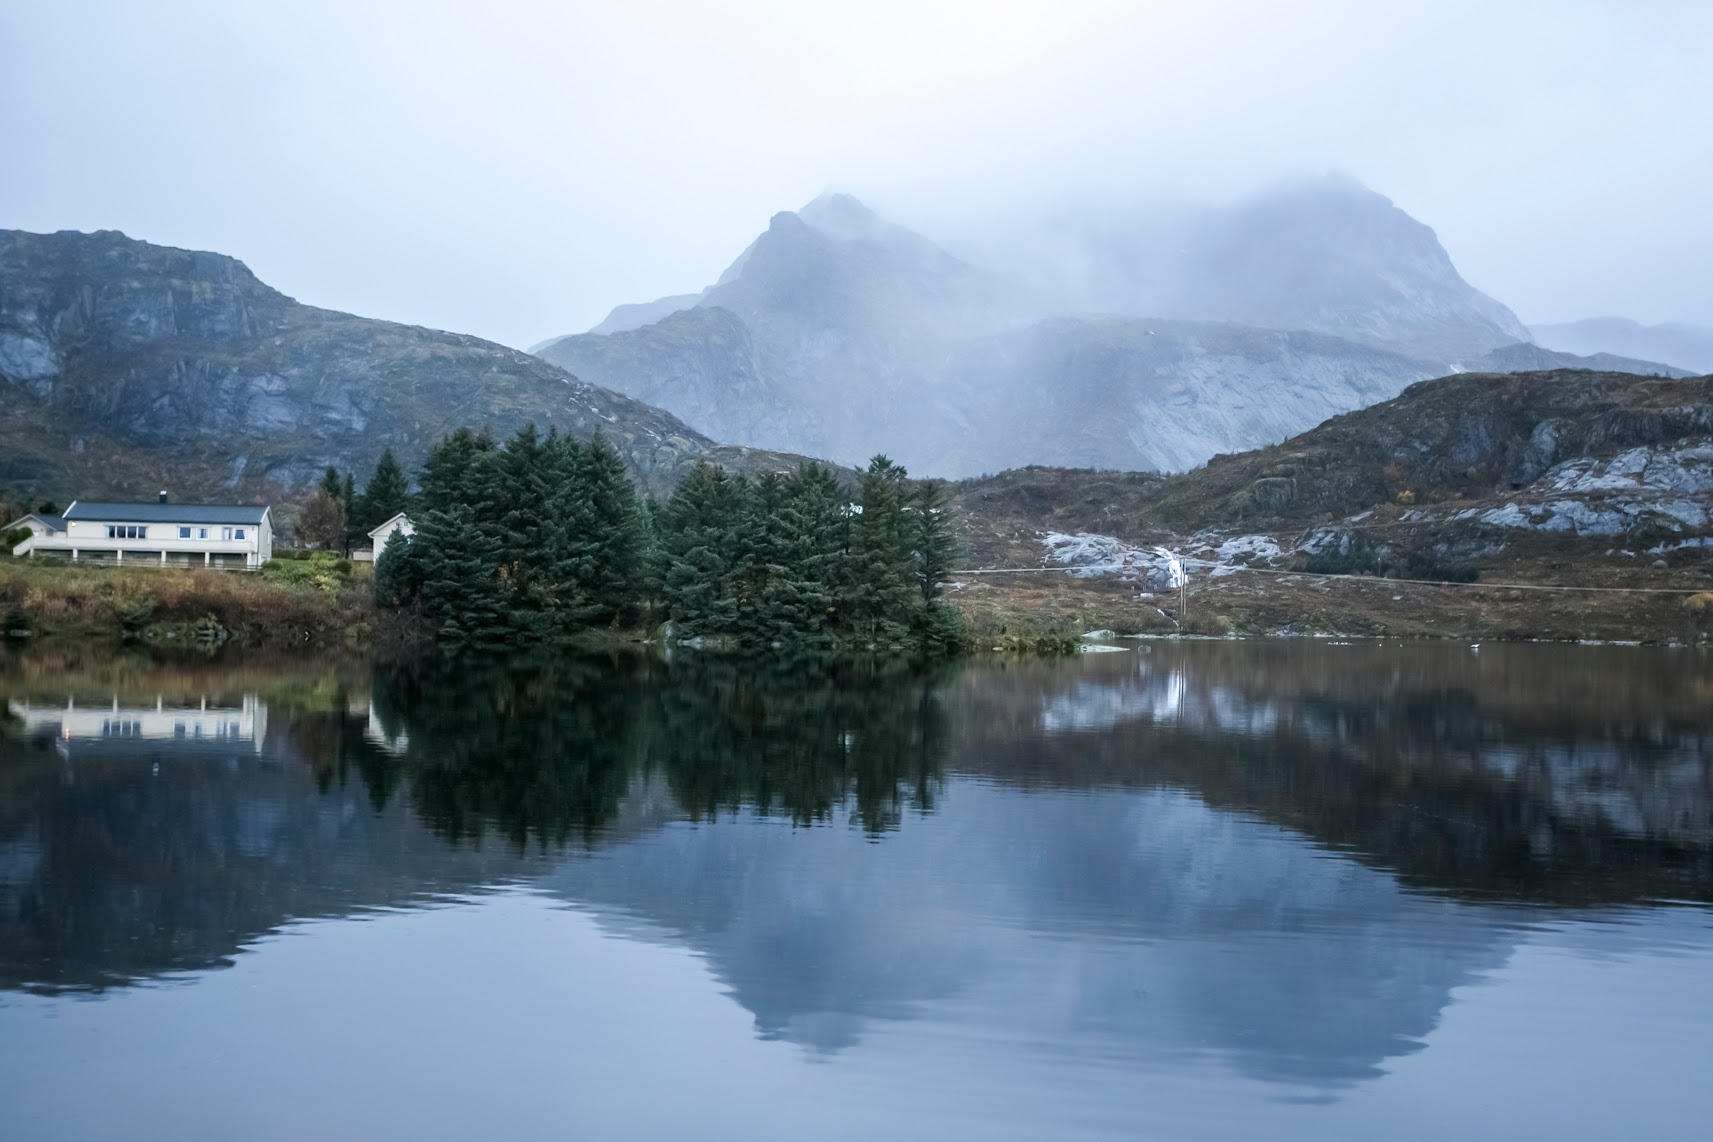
[658,455,962,652]
[375,425,647,653]
[372,433,961,655]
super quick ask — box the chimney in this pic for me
[158,490,168,504]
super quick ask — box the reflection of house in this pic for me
[10,495,274,568]
[9,695,269,754]
[355,511,413,563]
[363,702,410,755]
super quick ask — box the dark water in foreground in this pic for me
[1,641,1710,1140]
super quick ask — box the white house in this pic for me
[355,511,413,562]
[9,495,274,568]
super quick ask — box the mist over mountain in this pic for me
[535,176,1677,476]
[1530,317,1713,375]
[0,229,806,502]
[977,174,1531,361]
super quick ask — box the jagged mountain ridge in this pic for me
[536,182,1682,477]
[0,228,810,502]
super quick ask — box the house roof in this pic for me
[4,513,65,532]
[63,501,270,525]
[367,511,412,540]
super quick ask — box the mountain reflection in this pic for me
[1,643,1710,1093]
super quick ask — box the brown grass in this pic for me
[0,561,373,650]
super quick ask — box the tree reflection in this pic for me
[364,654,952,849]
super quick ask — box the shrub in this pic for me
[262,551,347,591]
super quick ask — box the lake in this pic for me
[1,641,1710,1141]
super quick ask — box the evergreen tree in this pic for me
[559,432,645,625]
[418,427,497,514]
[660,461,746,636]
[319,466,344,504]
[907,478,965,654]
[358,448,410,532]
[909,479,958,604]
[496,424,556,630]
[847,455,918,642]
[415,501,509,654]
[751,463,847,647]
[372,528,421,608]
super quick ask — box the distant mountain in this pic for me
[584,293,702,337]
[1464,341,1689,378]
[1530,317,1713,375]
[0,229,808,503]
[965,173,1532,361]
[534,182,1677,477]
[539,195,1014,465]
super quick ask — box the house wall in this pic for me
[28,516,272,567]
[371,516,414,552]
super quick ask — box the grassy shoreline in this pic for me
[5,559,1709,656]
[0,562,375,651]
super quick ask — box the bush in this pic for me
[262,551,347,591]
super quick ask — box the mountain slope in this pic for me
[538,196,1013,464]
[0,229,805,502]
[1530,317,1713,375]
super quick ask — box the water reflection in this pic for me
[1,643,1710,1101]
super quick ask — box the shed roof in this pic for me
[4,513,65,532]
[367,511,412,540]
[63,501,270,525]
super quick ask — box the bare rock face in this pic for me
[0,229,804,501]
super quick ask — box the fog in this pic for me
[3,0,1709,349]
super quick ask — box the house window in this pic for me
[180,527,192,539]
[199,528,209,539]
[222,527,234,541]
[105,525,145,539]
[234,528,246,540]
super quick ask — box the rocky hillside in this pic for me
[0,229,807,503]
[535,182,1679,478]
[955,369,1713,562]
[948,369,1713,642]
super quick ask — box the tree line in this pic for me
[367,425,964,655]
[299,450,411,553]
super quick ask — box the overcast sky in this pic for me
[3,0,1710,348]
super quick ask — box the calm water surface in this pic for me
[1,642,1710,1140]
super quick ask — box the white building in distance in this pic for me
[8,495,274,568]
[355,511,413,562]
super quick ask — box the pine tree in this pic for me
[559,432,645,625]
[496,424,556,629]
[415,501,509,654]
[418,428,496,514]
[660,461,745,637]
[847,455,917,642]
[372,528,421,608]
[909,479,958,604]
[358,448,410,532]
[751,463,847,647]
[907,478,965,654]
[319,466,344,504]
